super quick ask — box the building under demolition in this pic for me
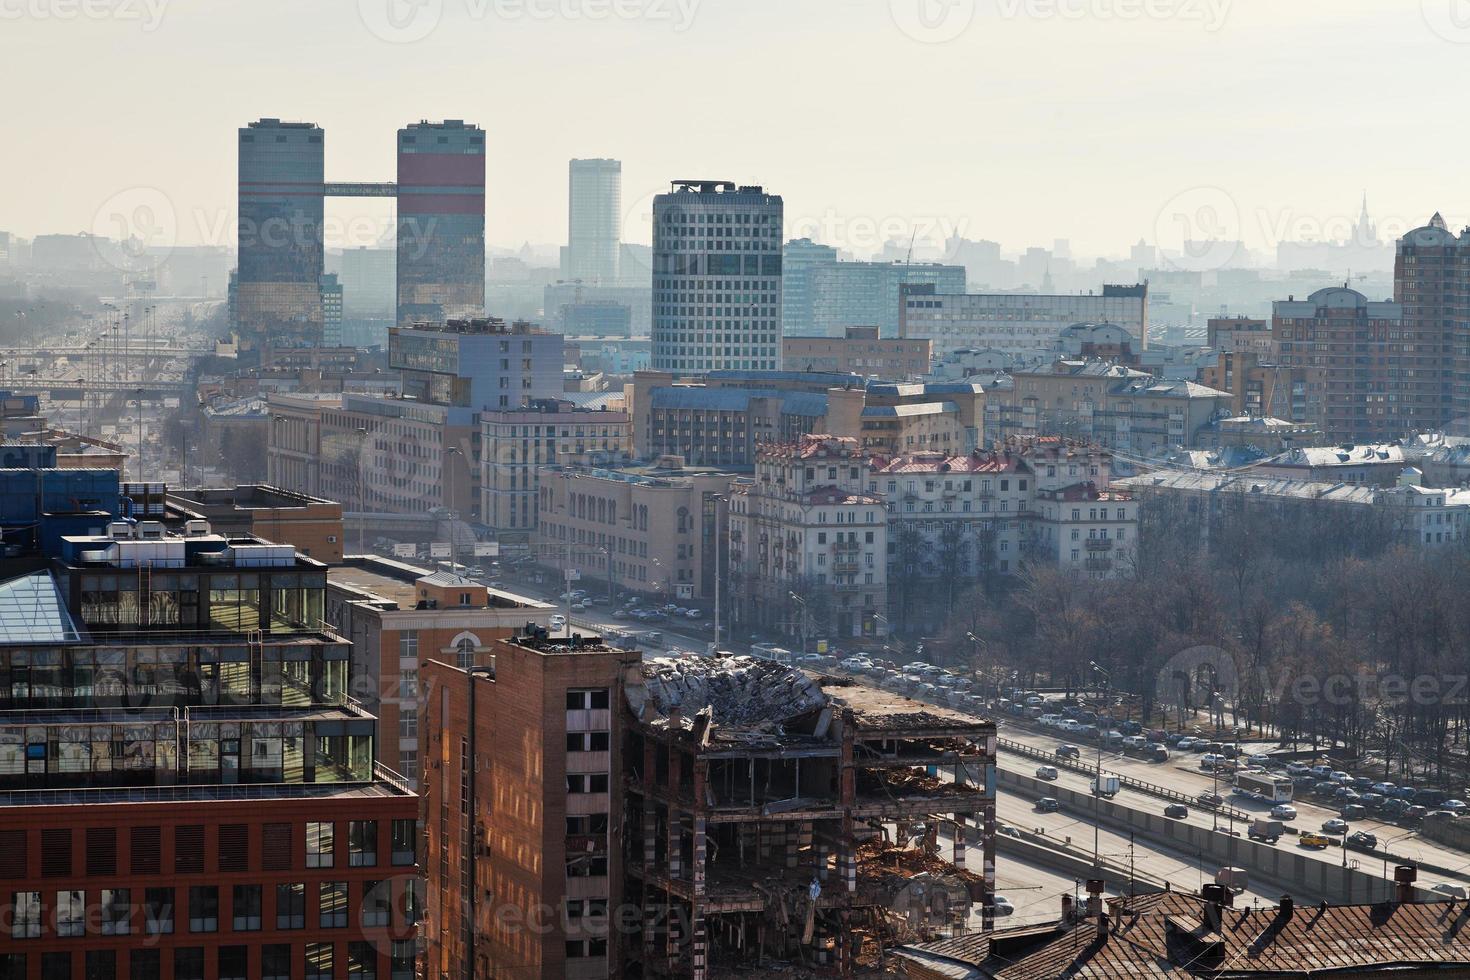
[623,655,997,979]
[420,637,996,980]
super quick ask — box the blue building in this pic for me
[388,317,564,420]
[780,238,967,339]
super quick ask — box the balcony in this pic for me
[1085,557,1113,572]
[833,561,861,574]
[1084,539,1114,552]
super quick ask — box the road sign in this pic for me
[565,569,581,582]
[473,543,500,558]
[430,543,451,558]
[393,543,417,558]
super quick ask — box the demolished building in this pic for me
[622,654,998,979]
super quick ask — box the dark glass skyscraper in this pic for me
[236,119,325,348]
[396,120,486,326]
[652,180,783,372]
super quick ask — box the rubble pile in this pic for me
[855,839,984,887]
[638,655,828,729]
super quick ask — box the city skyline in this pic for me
[6,1,1470,260]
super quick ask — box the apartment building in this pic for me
[419,631,639,979]
[325,557,555,785]
[986,360,1232,455]
[728,436,888,639]
[782,326,933,378]
[901,283,1149,359]
[480,400,630,540]
[537,458,734,603]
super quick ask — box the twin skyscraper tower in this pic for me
[234,118,486,349]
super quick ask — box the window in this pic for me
[361,881,390,927]
[129,951,160,980]
[391,820,416,866]
[143,887,173,934]
[174,825,204,874]
[349,941,378,978]
[261,945,291,980]
[391,940,415,980]
[187,885,218,932]
[232,885,261,931]
[172,947,203,980]
[350,820,378,867]
[101,888,130,935]
[306,942,334,980]
[398,631,419,658]
[320,881,348,928]
[84,951,114,980]
[567,732,611,752]
[40,953,70,980]
[455,637,476,669]
[10,891,39,938]
[565,689,610,710]
[56,890,84,937]
[307,822,334,868]
[217,946,248,980]
[276,883,305,930]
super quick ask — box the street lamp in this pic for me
[446,447,464,574]
[1090,661,1111,872]
[789,591,808,659]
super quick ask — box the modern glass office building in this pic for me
[651,180,783,372]
[779,238,966,339]
[236,119,326,348]
[564,158,622,283]
[396,120,486,327]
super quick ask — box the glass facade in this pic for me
[396,120,486,326]
[565,158,622,283]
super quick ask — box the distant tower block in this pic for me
[396,120,486,326]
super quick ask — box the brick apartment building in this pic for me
[326,556,555,786]
[420,631,996,980]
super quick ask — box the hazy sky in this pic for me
[2,0,1466,258]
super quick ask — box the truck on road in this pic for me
[1216,867,1249,893]
[1090,773,1121,798]
[1248,818,1285,843]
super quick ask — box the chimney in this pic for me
[1278,895,1294,923]
[1096,909,1109,941]
[1396,865,1418,905]
[1061,894,1076,924]
[1201,883,1227,933]
[1086,879,1105,918]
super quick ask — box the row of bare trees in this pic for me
[927,492,1470,788]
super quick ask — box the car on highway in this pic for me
[1346,831,1379,852]
[1270,804,1298,821]
[1174,736,1197,751]
[1330,770,1351,784]
[1165,804,1190,819]
[1443,799,1469,814]
[1371,782,1397,796]
[1056,744,1081,760]
[1298,832,1332,850]
[1035,766,1059,781]
[1341,804,1368,822]
[1359,792,1386,810]
[1380,799,1411,820]
[1433,883,1470,900]
[550,614,567,631]
[999,824,1022,839]
[1199,753,1229,771]
[1147,745,1171,763]
[1196,792,1224,809]
[1404,805,1429,824]
[1322,818,1349,835]
[839,657,872,672]
[1312,780,1339,797]
[991,896,1015,917]
[1034,797,1060,813]
[1287,762,1313,777]
[1309,764,1334,779]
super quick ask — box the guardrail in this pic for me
[996,735,1256,825]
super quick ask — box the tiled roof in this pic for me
[898,892,1470,979]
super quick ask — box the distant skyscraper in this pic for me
[564,158,621,283]
[319,273,343,347]
[396,120,486,326]
[236,119,325,348]
[652,180,783,372]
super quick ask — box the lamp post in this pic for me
[1090,661,1111,872]
[446,447,464,574]
[789,592,808,659]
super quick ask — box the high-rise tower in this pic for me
[651,180,783,372]
[396,120,486,326]
[564,158,622,283]
[236,119,325,348]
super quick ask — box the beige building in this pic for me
[987,359,1231,455]
[480,399,631,540]
[826,381,987,456]
[537,457,734,604]
[729,436,888,640]
[782,326,932,379]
